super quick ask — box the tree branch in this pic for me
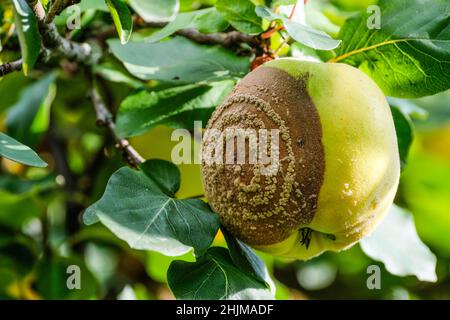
[27,0,95,64]
[89,85,145,167]
[0,59,23,77]
[175,28,260,49]
[95,16,260,51]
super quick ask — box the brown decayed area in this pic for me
[201,66,325,245]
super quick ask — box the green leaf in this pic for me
[11,0,41,75]
[222,227,273,288]
[56,0,109,20]
[93,63,144,89]
[255,5,278,21]
[360,205,437,282]
[390,106,414,169]
[0,132,47,167]
[216,0,263,35]
[108,37,250,83]
[255,6,341,50]
[194,7,230,34]
[128,0,179,23]
[146,8,229,43]
[283,19,341,51]
[83,167,220,257]
[332,0,450,98]
[138,159,181,196]
[168,247,274,300]
[6,72,56,147]
[105,0,133,44]
[115,80,234,137]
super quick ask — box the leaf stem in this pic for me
[328,39,408,63]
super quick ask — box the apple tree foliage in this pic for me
[0,0,449,300]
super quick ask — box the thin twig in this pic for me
[89,84,144,167]
[0,59,22,77]
[27,0,95,64]
[95,19,259,51]
[175,28,259,48]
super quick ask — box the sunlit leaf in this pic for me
[256,5,341,50]
[0,132,47,168]
[128,0,179,23]
[360,205,437,282]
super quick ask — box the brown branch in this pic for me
[175,28,259,49]
[90,85,144,167]
[26,0,95,64]
[0,59,23,77]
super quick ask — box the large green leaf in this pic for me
[146,8,229,43]
[6,72,56,147]
[332,0,450,98]
[0,132,47,167]
[105,0,133,44]
[216,0,263,35]
[360,205,437,282]
[11,0,41,75]
[108,37,250,83]
[168,247,274,300]
[83,165,220,257]
[128,0,179,23]
[115,80,234,137]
